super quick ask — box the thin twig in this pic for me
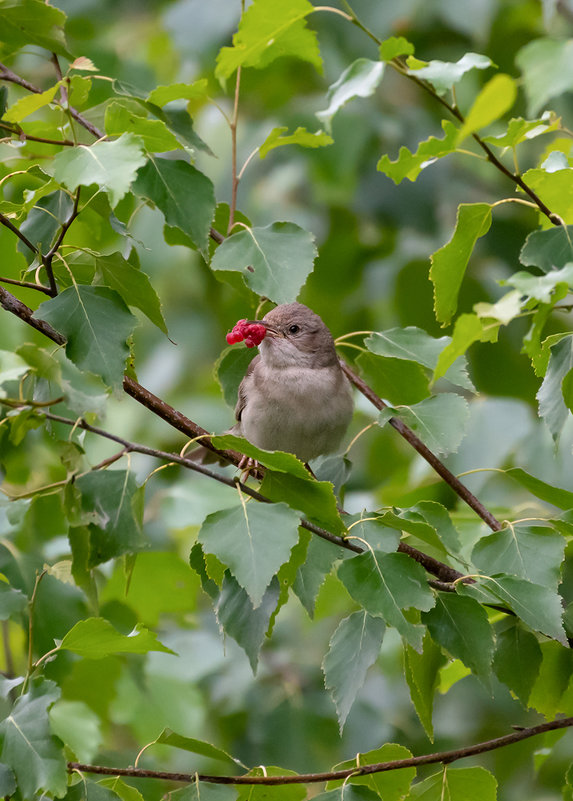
[42,187,82,295]
[0,275,53,295]
[228,65,242,233]
[69,715,573,785]
[0,122,75,146]
[0,211,39,256]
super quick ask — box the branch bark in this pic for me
[69,715,573,785]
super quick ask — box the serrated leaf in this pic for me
[433,313,498,382]
[168,782,238,801]
[151,729,244,767]
[516,37,573,116]
[104,102,181,153]
[215,572,280,671]
[323,611,385,730]
[199,501,300,607]
[407,52,492,95]
[430,203,492,326]
[133,155,215,253]
[260,126,333,158]
[59,617,175,658]
[52,133,147,207]
[504,466,573,510]
[210,222,317,303]
[409,766,497,801]
[94,251,168,334]
[379,36,415,61]
[537,334,573,442]
[404,634,446,741]
[472,523,565,590]
[35,285,136,390]
[457,74,517,142]
[0,679,67,798]
[215,0,321,81]
[4,82,60,123]
[520,225,573,271]
[260,470,345,535]
[236,767,306,801]
[365,327,474,391]
[313,785,381,801]
[483,113,560,147]
[422,594,494,689]
[337,551,435,651]
[377,120,459,184]
[379,394,469,457]
[0,0,71,58]
[293,534,344,617]
[316,59,385,133]
[329,743,415,800]
[73,471,146,567]
[147,79,209,107]
[461,576,567,644]
[493,620,542,706]
[501,264,573,303]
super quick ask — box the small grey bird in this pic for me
[233,303,354,463]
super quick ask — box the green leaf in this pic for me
[379,36,415,61]
[356,350,430,404]
[133,155,215,253]
[35,285,136,390]
[94,252,168,334]
[527,640,573,717]
[0,765,15,798]
[461,576,567,644]
[516,37,573,115]
[342,512,401,553]
[215,572,281,671]
[0,581,27,620]
[4,82,60,123]
[215,347,258,408]
[293,534,344,617]
[409,766,497,801]
[430,203,492,326]
[59,617,175,658]
[316,59,385,133]
[98,778,145,801]
[379,394,470,457]
[473,289,523,325]
[198,501,300,607]
[457,74,517,142]
[73,471,146,567]
[313,786,381,801]
[377,120,459,184]
[483,113,560,147]
[330,744,415,800]
[504,466,573,510]
[210,222,317,304]
[521,167,573,225]
[407,52,492,95]
[520,225,573,271]
[472,523,565,590]
[49,699,102,762]
[537,335,573,442]
[146,79,209,107]
[215,0,321,81]
[236,767,306,801]
[0,679,67,798]
[366,336,465,396]
[408,501,461,556]
[337,551,435,651]
[104,102,182,153]
[404,634,446,741]
[260,470,346,535]
[493,620,542,706]
[211,433,311,478]
[0,0,71,58]
[167,781,238,801]
[323,611,385,730]
[502,265,573,305]
[52,133,147,207]
[422,594,494,688]
[150,729,244,767]
[433,314,498,382]
[259,126,333,158]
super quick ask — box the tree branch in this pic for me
[341,361,503,532]
[0,211,39,257]
[0,275,53,295]
[42,187,82,296]
[69,715,573,785]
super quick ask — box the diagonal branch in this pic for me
[69,715,573,785]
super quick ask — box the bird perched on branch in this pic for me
[227,302,354,464]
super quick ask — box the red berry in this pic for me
[226,318,266,347]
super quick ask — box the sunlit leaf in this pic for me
[0,0,71,58]
[316,59,385,133]
[147,79,209,107]
[409,765,497,801]
[4,82,61,123]
[59,617,175,658]
[457,74,517,142]
[260,126,333,158]
[433,313,498,382]
[407,52,492,95]
[379,36,415,61]
[377,120,459,184]
[104,102,182,153]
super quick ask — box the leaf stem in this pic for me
[24,569,48,692]
[228,65,242,233]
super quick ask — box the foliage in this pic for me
[0,1,573,800]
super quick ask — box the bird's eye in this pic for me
[288,324,300,334]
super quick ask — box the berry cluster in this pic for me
[226,319,267,348]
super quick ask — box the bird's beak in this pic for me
[246,320,281,337]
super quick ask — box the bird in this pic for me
[231,303,354,464]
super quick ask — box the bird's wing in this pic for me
[235,354,260,421]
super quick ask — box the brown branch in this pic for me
[42,187,82,295]
[0,121,75,146]
[341,361,502,532]
[0,211,39,256]
[0,285,65,344]
[0,62,104,141]
[0,275,53,295]
[69,715,573,785]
